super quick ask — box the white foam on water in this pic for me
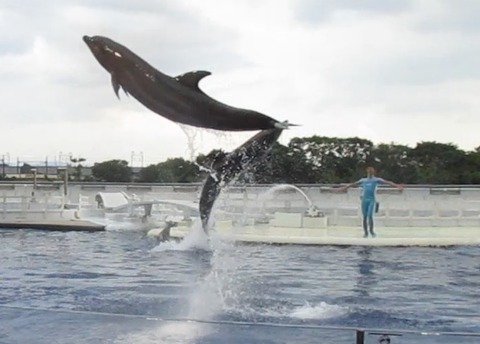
[115,270,221,343]
[151,220,211,252]
[115,320,213,344]
[207,240,244,310]
[290,301,347,320]
[144,236,238,343]
[209,298,347,322]
[119,226,239,343]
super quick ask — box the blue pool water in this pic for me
[1,224,480,344]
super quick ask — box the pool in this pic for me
[1,224,480,343]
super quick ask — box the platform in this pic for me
[0,219,106,232]
[167,224,480,246]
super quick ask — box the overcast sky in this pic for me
[1,0,479,166]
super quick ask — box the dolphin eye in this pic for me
[104,46,114,53]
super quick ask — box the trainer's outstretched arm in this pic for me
[334,181,359,192]
[383,180,404,190]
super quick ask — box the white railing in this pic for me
[0,193,66,220]
[2,303,480,344]
[1,184,479,227]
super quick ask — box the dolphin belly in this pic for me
[119,69,277,131]
[199,175,222,229]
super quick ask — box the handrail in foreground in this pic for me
[1,304,479,343]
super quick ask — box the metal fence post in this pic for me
[356,329,365,344]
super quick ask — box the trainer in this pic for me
[335,167,403,238]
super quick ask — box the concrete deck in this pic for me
[168,224,480,246]
[0,219,105,232]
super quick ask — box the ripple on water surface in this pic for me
[1,227,480,343]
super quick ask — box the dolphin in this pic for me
[157,220,177,242]
[199,128,283,231]
[83,35,293,131]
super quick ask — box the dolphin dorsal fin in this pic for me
[175,70,211,92]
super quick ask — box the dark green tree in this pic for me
[20,163,33,174]
[464,147,480,184]
[408,142,467,184]
[138,164,160,183]
[289,136,374,183]
[370,143,417,183]
[91,160,132,182]
[254,142,317,184]
[139,158,200,183]
[131,137,480,185]
[158,158,200,183]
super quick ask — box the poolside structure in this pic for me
[0,182,479,241]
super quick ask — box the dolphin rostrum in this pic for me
[83,35,293,131]
[199,128,283,230]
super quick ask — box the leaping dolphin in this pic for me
[83,35,293,131]
[199,128,283,231]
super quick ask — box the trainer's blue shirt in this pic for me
[356,176,385,200]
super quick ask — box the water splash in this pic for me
[115,319,213,344]
[260,184,313,207]
[151,220,210,252]
[152,220,246,315]
[177,123,248,162]
[121,226,241,343]
[232,183,314,224]
[178,123,203,161]
[290,301,347,320]
[126,186,323,343]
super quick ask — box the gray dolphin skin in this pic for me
[157,221,177,242]
[199,128,283,231]
[83,35,292,131]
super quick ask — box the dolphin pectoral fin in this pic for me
[111,75,121,99]
[174,70,212,92]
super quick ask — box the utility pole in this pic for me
[70,155,86,181]
[131,151,144,167]
[45,156,49,179]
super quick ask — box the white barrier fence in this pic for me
[0,193,66,220]
[0,183,479,227]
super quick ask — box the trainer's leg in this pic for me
[361,200,369,237]
[367,200,376,237]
